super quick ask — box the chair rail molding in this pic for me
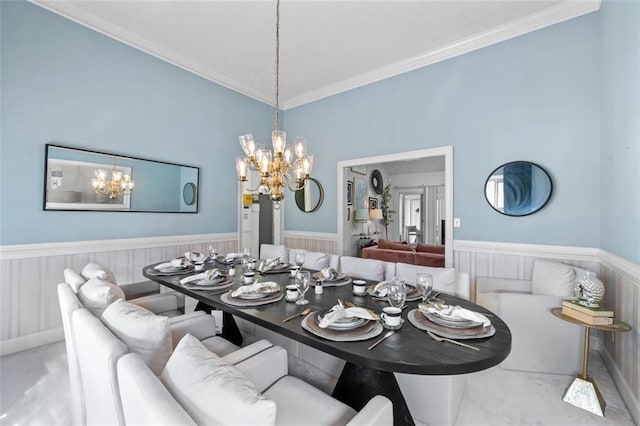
[283,230,338,241]
[453,239,601,262]
[0,232,237,260]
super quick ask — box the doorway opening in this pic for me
[336,147,453,267]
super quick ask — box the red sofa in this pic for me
[362,239,445,268]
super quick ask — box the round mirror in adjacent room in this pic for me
[182,182,197,206]
[370,169,383,194]
[484,161,552,217]
[295,178,324,213]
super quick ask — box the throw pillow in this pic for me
[303,252,330,270]
[81,262,117,284]
[64,268,86,293]
[102,299,172,375]
[161,334,277,425]
[77,277,125,316]
[378,239,414,252]
[395,263,457,294]
[531,260,576,297]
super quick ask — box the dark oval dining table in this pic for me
[143,261,512,425]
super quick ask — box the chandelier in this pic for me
[91,165,134,200]
[236,0,313,208]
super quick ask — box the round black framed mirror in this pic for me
[370,169,383,194]
[295,178,324,213]
[484,161,552,217]
[182,182,197,206]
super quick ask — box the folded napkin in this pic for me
[318,303,378,328]
[154,258,189,270]
[315,268,339,281]
[179,269,226,285]
[231,281,278,298]
[372,281,390,297]
[257,257,280,273]
[185,251,206,263]
[424,305,490,327]
[225,253,241,261]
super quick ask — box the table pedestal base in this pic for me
[332,362,415,426]
[562,376,605,417]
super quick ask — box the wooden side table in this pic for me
[551,308,632,417]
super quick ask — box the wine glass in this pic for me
[207,244,217,261]
[387,279,407,309]
[416,273,433,305]
[295,271,311,305]
[294,252,306,269]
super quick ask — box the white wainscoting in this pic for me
[284,231,338,254]
[1,233,637,422]
[453,240,638,423]
[0,233,237,356]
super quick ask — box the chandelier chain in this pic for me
[274,0,280,131]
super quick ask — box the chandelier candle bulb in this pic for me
[236,157,248,181]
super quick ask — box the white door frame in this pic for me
[336,146,453,267]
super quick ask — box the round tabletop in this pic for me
[551,308,632,332]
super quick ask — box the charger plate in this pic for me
[407,309,495,340]
[181,279,235,291]
[367,282,421,302]
[317,309,368,331]
[221,291,283,307]
[301,312,383,342]
[320,277,353,287]
[147,266,193,276]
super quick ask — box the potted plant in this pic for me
[379,184,395,239]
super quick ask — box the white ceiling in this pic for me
[33,0,600,109]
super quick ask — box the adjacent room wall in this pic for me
[0,1,273,245]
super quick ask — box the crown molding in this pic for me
[282,0,602,109]
[31,0,600,111]
[0,232,237,260]
[29,0,274,107]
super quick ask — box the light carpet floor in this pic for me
[0,341,635,425]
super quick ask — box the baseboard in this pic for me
[0,232,237,260]
[0,328,64,356]
[600,348,640,424]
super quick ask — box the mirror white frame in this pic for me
[337,146,453,267]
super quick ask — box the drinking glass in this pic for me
[387,279,407,309]
[295,252,306,268]
[415,273,433,304]
[295,271,311,305]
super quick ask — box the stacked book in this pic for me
[561,299,614,325]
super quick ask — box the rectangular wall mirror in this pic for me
[43,144,199,213]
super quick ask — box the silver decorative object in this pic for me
[575,271,605,308]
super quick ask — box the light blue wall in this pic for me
[283,12,601,248]
[0,1,273,244]
[600,0,640,264]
